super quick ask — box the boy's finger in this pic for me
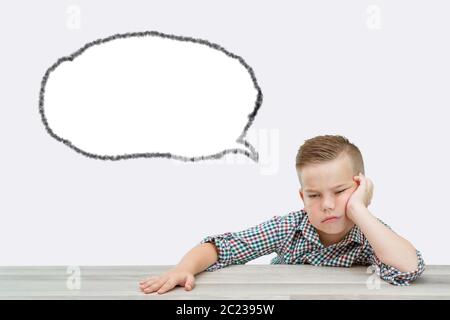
[358,174,366,183]
[143,277,166,292]
[148,277,170,292]
[139,280,149,286]
[140,276,157,284]
[157,280,176,294]
[185,274,195,291]
[140,282,154,290]
[140,281,153,289]
[185,283,194,291]
[140,277,158,288]
[144,281,163,293]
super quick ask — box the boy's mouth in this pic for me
[322,216,341,223]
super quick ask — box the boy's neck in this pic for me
[317,223,355,248]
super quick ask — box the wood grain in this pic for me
[0,265,448,300]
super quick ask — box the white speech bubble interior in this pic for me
[41,33,261,160]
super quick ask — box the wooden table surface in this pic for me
[1,265,449,300]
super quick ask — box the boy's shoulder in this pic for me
[275,209,309,229]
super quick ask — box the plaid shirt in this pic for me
[199,209,425,286]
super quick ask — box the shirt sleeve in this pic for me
[198,212,298,272]
[365,217,426,285]
[370,249,425,286]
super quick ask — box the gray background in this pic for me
[0,0,448,266]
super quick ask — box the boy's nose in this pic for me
[321,197,335,211]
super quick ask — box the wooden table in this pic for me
[0,265,449,300]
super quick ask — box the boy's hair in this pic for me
[295,135,365,183]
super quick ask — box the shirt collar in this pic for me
[299,209,365,248]
[298,209,321,247]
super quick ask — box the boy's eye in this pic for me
[308,189,347,198]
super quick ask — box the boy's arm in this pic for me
[141,214,292,295]
[197,212,300,272]
[349,204,420,273]
[173,243,220,275]
[351,205,425,285]
[347,173,425,285]
[369,245,425,286]
[139,243,219,294]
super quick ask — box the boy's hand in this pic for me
[139,268,196,295]
[346,173,373,220]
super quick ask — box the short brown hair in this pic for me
[295,135,365,181]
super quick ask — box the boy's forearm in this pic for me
[174,243,219,275]
[348,205,419,273]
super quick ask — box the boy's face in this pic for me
[298,153,358,239]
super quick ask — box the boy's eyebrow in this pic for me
[304,183,349,193]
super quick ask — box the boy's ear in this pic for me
[299,188,304,201]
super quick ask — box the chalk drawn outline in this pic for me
[39,30,263,162]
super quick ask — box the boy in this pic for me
[139,135,425,294]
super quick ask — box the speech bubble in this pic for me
[39,31,263,162]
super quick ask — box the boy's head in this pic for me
[296,135,365,245]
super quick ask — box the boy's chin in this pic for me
[317,220,354,235]
[318,220,349,231]
[318,226,346,235]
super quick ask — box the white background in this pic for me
[0,0,448,266]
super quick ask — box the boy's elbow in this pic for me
[397,254,421,273]
[397,264,419,274]
[378,246,421,273]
